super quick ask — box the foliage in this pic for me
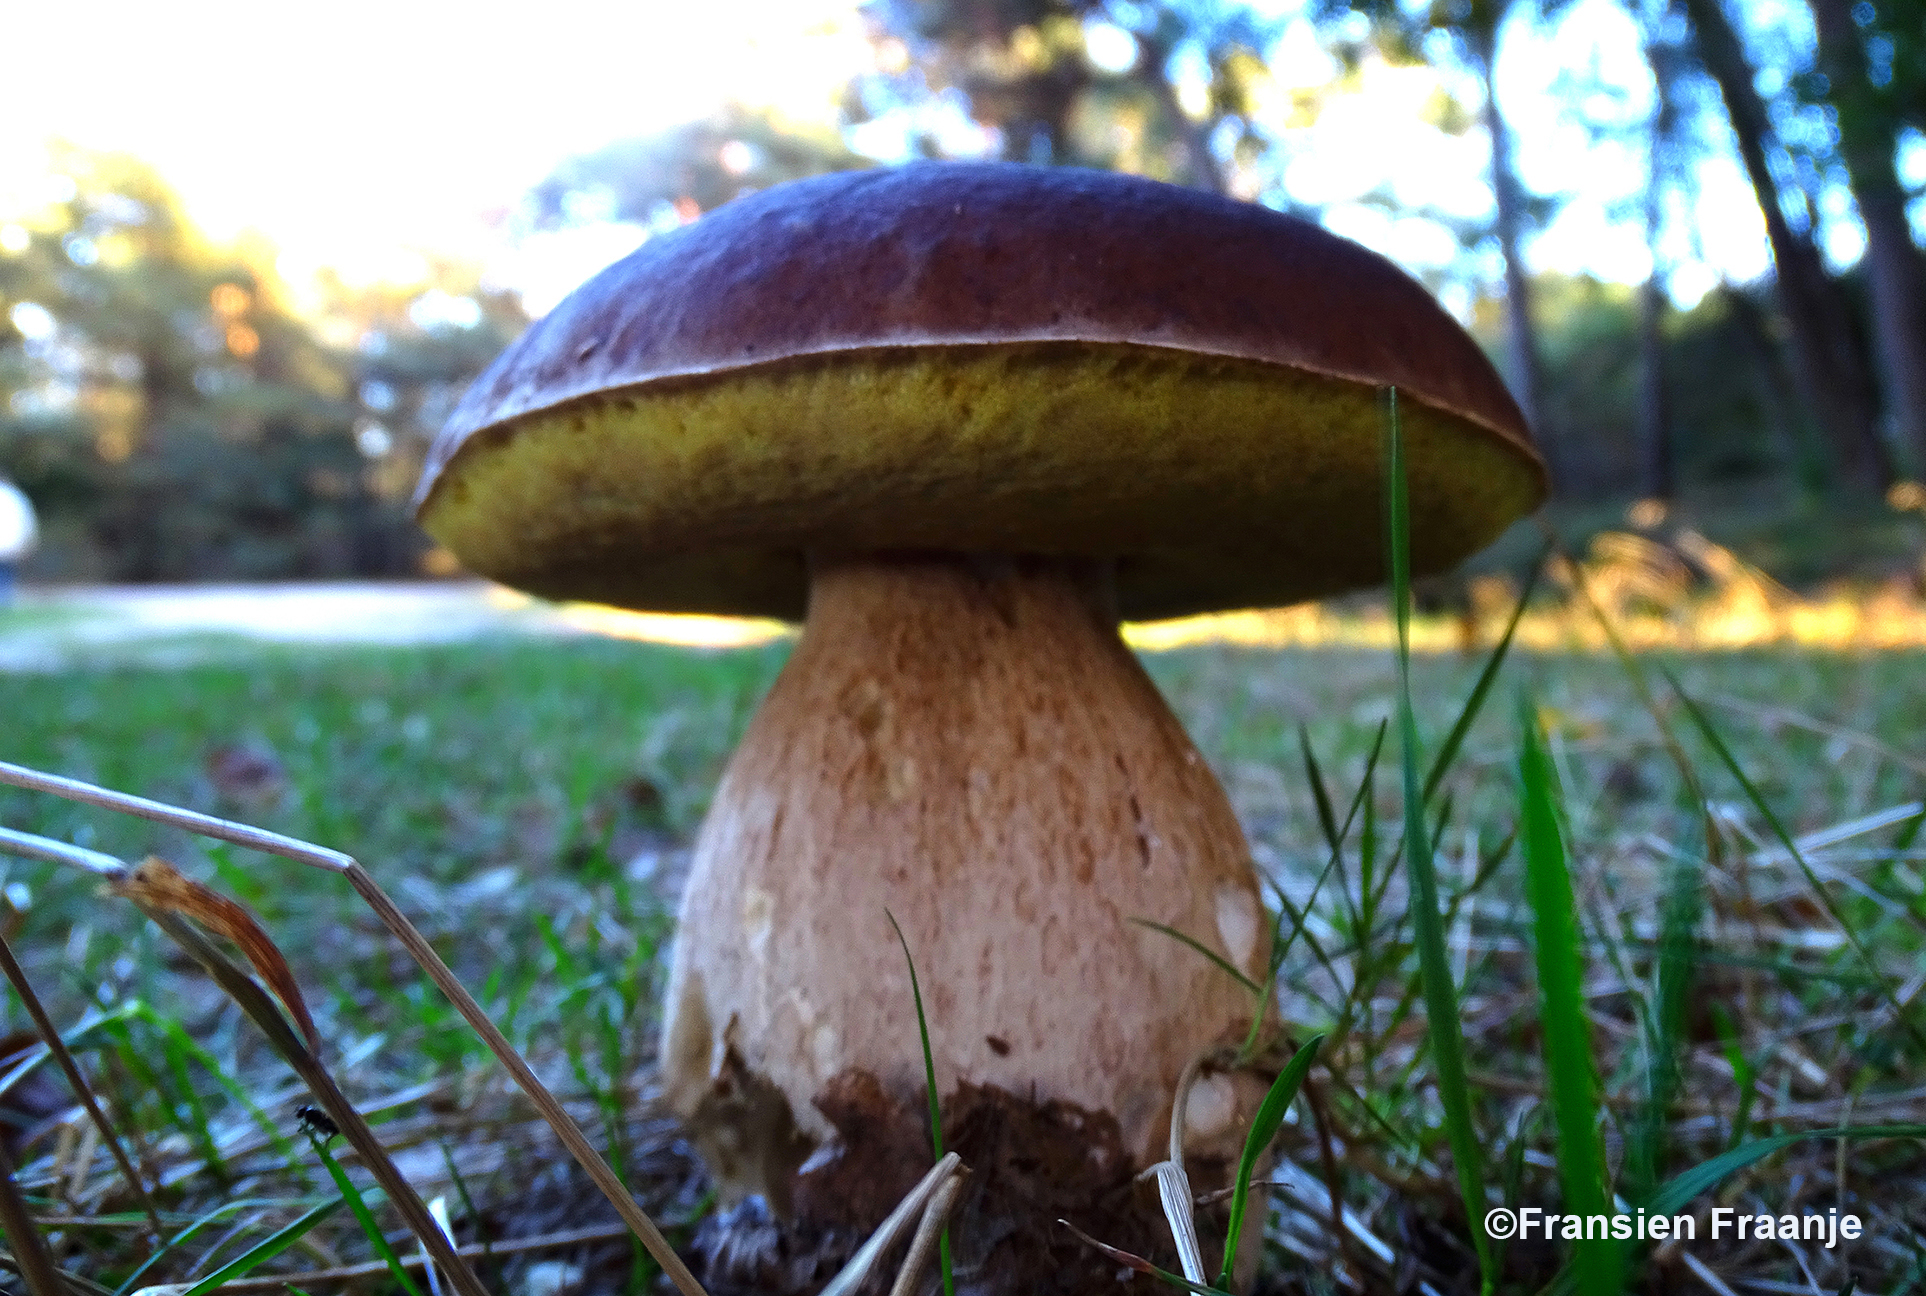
[521,104,871,229]
[1487,274,1853,499]
[0,146,524,582]
[7,0,1926,566]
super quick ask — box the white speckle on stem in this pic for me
[1215,885,1259,974]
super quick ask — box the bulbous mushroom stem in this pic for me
[660,553,1270,1281]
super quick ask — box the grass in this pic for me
[2,567,1925,1291]
[1516,701,1617,1296]
[887,912,954,1296]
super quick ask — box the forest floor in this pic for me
[1,530,1924,1294]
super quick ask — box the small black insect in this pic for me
[294,1103,339,1142]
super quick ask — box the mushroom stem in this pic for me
[661,553,1269,1275]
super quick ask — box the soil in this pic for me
[692,1070,1241,1296]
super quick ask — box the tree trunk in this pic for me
[1680,0,1890,490]
[1810,0,1926,475]
[1467,15,1551,484]
[1141,36,1230,194]
[1637,37,1677,500]
[1720,284,1832,489]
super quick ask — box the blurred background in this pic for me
[2,0,1923,592]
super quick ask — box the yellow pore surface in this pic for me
[419,341,1543,622]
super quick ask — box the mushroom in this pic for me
[414,163,1544,1290]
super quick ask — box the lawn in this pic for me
[0,620,1923,1293]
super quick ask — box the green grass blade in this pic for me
[1384,386,1491,1288]
[179,1195,346,1296]
[1627,854,1701,1201]
[1260,875,1346,1022]
[1517,700,1619,1296]
[112,1197,310,1296]
[1299,724,1342,858]
[1131,919,1263,996]
[1235,963,1281,1064]
[160,1026,225,1181]
[308,1133,425,1296]
[438,1141,498,1289]
[1445,828,1517,929]
[1276,724,1388,1019]
[1663,669,1921,1045]
[1318,719,1387,946]
[1358,756,1379,931]
[1891,806,1926,854]
[1217,1034,1324,1290]
[132,1003,298,1167]
[1422,549,1547,804]
[1267,849,1340,977]
[1708,1004,1758,1150]
[1647,1125,1926,1215]
[886,909,954,1296]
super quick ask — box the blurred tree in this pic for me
[0,146,518,581]
[1634,61,1674,499]
[310,265,528,573]
[1671,282,1835,486]
[1632,6,1690,500]
[1503,274,1828,497]
[854,0,1284,193]
[1676,0,1889,490]
[864,0,1101,167]
[522,104,870,228]
[1454,0,1550,463]
[1804,0,1926,474]
[1320,0,1585,482]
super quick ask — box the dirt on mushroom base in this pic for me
[690,1071,1241,1296]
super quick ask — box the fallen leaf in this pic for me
[112,857,318,1051]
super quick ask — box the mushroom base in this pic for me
[660,553,1270,1289]
[691,1069,1249,1295]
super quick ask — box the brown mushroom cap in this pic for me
[415,162,1545,621]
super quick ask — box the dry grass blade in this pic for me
[1680,1250,1744,1296]
[0,761,353,872]
[139,1221,638,1291]
[819,1152,964,1296]
[340,868,708,1296]
[424,1195,455,1296]
[1168,1053,1206,1164]
[1704,693,1926,781]
[1664,673,1926,1047]
[112,856,319,1051]
[887,1167,966,1296]
[0,825,123,875]
[0,821,476,1291]
[1534,518,1724,864]
[0,927,162,1237]
[0,840,484,1292]
[1301,1080,1355,1279]
[129,899,489,1296]
[1054,1217,1225,1295]
[0,1134,67,1295]
[0,759,713,1296]
[1151,1159,1207,1284]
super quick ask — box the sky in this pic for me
[1,0,871,307]
[0,0,1845,322]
